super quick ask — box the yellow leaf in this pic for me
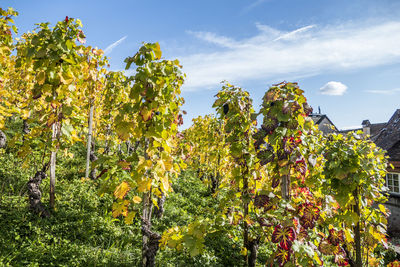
[140,107,153,121]
[114,181,131,199]
[161,175,170,193]
[153,140,161,147]
[240,247,247,256]
[164,160,173,171]
[59,71,74,85]
[47,113,57,127]
[21,109,30,120]
[153,187,162,197]
[137,178,152,193]
[153,42,162,59]
[344,228,354,243]
[378,204,387,215]
[112,200,130,217]
[152,197,159,209]
[313,252,323,265]
[145,160,152,168]
[118,160,131,170]
[37,71,45,85]
[179,159,187,169]
[133,196,142,204]
[161,130,168,139]
[71,130,82,142]
[124,211,136,224]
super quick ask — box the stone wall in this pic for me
[385,195,400,237]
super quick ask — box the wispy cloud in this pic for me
[273,25,315,41]
[320,81,348,96]
[104,36,127,55]
[366,88,400,95]
[187,31,238,48]
[243,0,271,13]
[178,21,400,91]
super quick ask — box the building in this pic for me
[309,107,338,134]
[341,110,400,236]
[311,107,400,235]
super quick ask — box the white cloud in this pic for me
[104,36,127,55]
[320,81,348,96]
[341,125,361,130]
[177,21,400,91]
[366,88,400,95]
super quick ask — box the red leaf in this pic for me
[300,203,320,229]
[300,216,315,229]
[272,176,280,188]
[297,226,308,240]
[276,247,291,266]
[328,229,344,246]
[272,225,282,243]
[295,158,307,176]
[258,217,269,227]
[272,225,296,250]
[319,239,335,255]
[254,194,270,208]
[335,254,349,266]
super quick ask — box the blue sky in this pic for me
[4,0,400,129]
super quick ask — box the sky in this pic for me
[3,0,400,130]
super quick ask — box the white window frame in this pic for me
[386,172,400,194]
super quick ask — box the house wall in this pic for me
[385,161,400,236]
[385,196,400,236]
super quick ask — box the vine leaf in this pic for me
[275,248,291,266]
[132,196,142,204]
[124,211,136,224]
[271,225,296,250]
[114,181,131,199]
[112,200,130,217]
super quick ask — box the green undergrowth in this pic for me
[0,147,250,266]
[0,179,141,266]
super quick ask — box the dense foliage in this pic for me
[1,7,399,267]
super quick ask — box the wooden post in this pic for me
[281,174,290,200]
[142,138,154,267]
[49,122,58,209]
[243,166,249,266]
[85,101,94,179]
[353,188,362,267]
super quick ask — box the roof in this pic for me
[309,114,338,134]
[370,123,387,137]
[339,122,386,137]
[373,109,400,151]
[310,109,400,161]
[311,109,400,163]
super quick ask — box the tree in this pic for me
[322,131,389,266]
[0,8,18,142]
[180,115,228,194]
[13,17,91,209]
[103,43,185,267]
[212,82,262,266]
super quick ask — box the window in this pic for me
[386,173,400,193]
